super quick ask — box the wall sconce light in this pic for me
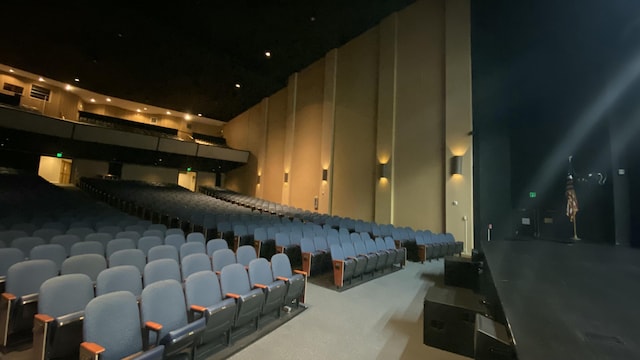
[322,169,328,181]
[451,156,463,176]
[256,175,261,185]
[379,163,390,179]
[284,172,289,183]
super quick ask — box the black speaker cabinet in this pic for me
[423,286,486,357]
[444,256,480,291]
[475,314,516,360]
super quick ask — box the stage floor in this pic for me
[482,239,640,360]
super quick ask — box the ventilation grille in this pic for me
[30,84,51,101]
[3,83,24,95]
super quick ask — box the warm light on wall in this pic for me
[322,169,328,181]
[284,172,289,183]
[257,175,261,185]
[451,156,463,176]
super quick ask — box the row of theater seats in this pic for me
[1,251,306,359]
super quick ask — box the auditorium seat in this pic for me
[385,237,406,267]
[0,230,29,244]
[30,244,67,273]
[164,234,186,252]
[184,270,236,348]
[329,244,356,288]
[181,254,213,280]
[271,253,306,308]
[341,242,367,280]
[139,279,206,359]
[236,245,257,268]
[50,234,81,257]
[70,241,104,257]
[65,227,95,241]
[115,231,141,246]
[105,238,136,258]
[248,258,287,322]
[84,233,113,249]
[144,259,181,287]
[219,263,265,332]
[143,229,165,239]
[0,248,24,293]
[95,265,143,298]
[138,236,163,257]
[0,259,58,348]
[211,249,236,275]
[180,242,206,263]
[33,273,94,360]
[147,244,179,263]
[61,254,107,283]
[300,237,324,277]
[11,236,45,259]
[186,232,206,244]
[165,228,185,237]
[33,228,64,243]
[81,291,165,360]
[206,239,228,257]
[108,249,146,275]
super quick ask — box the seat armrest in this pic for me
[2,292,16,302]
[34,313,54,323]
[226,293,240,299]
[143,321,163,346]
[188,305,206,322]
[276,276,289,282]
[293,270,307,276]
[80,342,105,360]
[254,283,267,289]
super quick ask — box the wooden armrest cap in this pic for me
[145,321,163,331]
[254,283,267,289]
[293,269,307,276]
[190,305,207,312]
[35,313,54,323]
[2,293,16,301]
[81,342,105,354]
[276,276,289,281]
[226,293,241,299]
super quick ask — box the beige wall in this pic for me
[38,156,63,184]
[196,171,217,189]
[210,0,473,250]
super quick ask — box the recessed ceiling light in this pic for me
[65,84,72,91]
[38,77,45,82]
[235,83,241,88]
[90,98,96,102]
[185,114,191,120]
[136,109,141,112]
[9,69,14,73]
[74,78,80,82]
[265,51,271,58]
[166,111,171,115]
[143,107,147,111]
[198,113,202,117]
[106,98,111,102]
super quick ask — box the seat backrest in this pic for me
[70,241,104,257]
[96,265,143,297]
[147,244,179,263]
[384,237,396,250]
[106,238,136,258]
[109,249,146,274]
[138,236,163,257]
[147,223,167,234]
[38,273,94,318]
[219,263,251,296]
[164,234,186,251]
[181,253,212,281]
[206,239,228,256]
[180,242,206,262]
[329,244,345,261]
[30,244,66,272]
[6,259,58,297]
[275,233,290,247]
[144,259,181,287]
[342,242,358,258]
[61,254,107,282]
[11,236,45,258]
[375,237,387,252]
[248,258,274,287]
[84,232,113,248]
[50,234,81,256]
[143,229,165,239]
[65,227,95,240]
[270,253,294,278]
[184,270,224,307]
[41,221,66,232]
[236,245,256,267]
[165,228,185,237]
[289,231,302,246]
[140,279,188,343]
[353,240,368,256]
[313,236,328,252]
[124,225,146,235]
[349,232,362,243]
[83,291,146,360]
[365,239,379,254]
[300,238,315,253]
[186,232,205,244]
[338,232,351,245]
[0,248,25,276]
[97,225,122,238]
[327,234,339,247]
[11,222,36,236]
[115,231,141,245]
[33,228,63,243]
[211,248,236,272]
[254,228,267,241]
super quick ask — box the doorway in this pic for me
[178,171,197,191]
[38,155,72,184]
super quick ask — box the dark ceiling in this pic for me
[0,1,415,121]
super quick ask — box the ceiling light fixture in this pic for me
[136,109,141,112]
[235,83,241,88]
[65,84,72,91]
[166,111,171,115]
[185,114,191,120]
[9,69,14,73]
[90,98,96,102]
[197,113,202,117]
[74,78,80,82]
[265,51,271,58]
[38,77,45,82]
[106,98,111,102]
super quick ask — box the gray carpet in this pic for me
[0,260,470,360]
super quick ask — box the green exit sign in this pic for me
[529,191,537,198]
[56,152,63,158]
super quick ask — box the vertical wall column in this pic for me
[375,13,397,225]
[255,98,269,199]
[445,0,473,254]
[282,73,298,205]
[319,50,338,214]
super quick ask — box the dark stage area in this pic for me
[482,239,640,360]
